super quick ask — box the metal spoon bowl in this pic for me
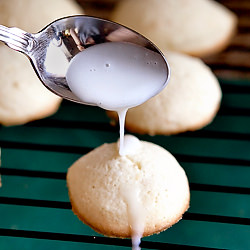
[0,15,170,105]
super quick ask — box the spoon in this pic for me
[0,15,170,105]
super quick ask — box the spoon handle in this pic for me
[0,25,34,54]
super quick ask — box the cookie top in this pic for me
[111,0,237,57]
[0,0,83,125]
[67,135,190,238]
[0,0,83,32]
[108,51,222,135]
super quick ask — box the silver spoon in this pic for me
[0,15,170,104]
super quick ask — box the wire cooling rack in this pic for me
[0,0,250,249]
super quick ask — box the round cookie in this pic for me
[0,0,83,33]
[67,135,190,238]
[108,51,222,135]
[0,0,84,126]
[111,0,237,57]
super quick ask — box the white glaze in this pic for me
[120,183,146,250]
[66,42,167,111]
[119,135,144,249]
[66,42,167,154]
[117,108,128,155]
[118,134,141,156]
[66,42,167,248]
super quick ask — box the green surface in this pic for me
[0,78,250,249]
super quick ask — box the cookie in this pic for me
[107,51,222,135]
[111,0,237,57]
[67,135,190,238]
[0,0,83,33]
[0,0,83,125]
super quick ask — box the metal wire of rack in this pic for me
[0,0,250,249]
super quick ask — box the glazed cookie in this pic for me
[67,135,190,238]
[0,0,83,125]
[108,51,222,135]
[111,0,237,57]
